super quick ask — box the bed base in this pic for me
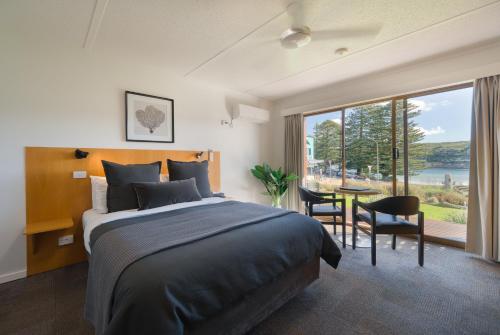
[190,257,320,335]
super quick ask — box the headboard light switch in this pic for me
[73,171,87,179]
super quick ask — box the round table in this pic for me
[334,187,381,248]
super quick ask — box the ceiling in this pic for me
[2,0,500,100]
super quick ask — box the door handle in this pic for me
[392,147,400,159]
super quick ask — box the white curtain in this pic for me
[284,114,304,211]
[467,75,500,262]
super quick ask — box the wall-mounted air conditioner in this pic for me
[232,104,270,124]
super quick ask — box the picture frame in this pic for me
[125,91,174,143]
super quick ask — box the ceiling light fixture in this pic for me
[280,27,311,49]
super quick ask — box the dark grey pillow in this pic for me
[133,178,202,210]
[167,159,212,197]
[102,160,161,212]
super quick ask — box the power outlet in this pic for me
[73,171,87,179]
[58,234,74,246]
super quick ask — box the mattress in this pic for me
[82,197,226,253]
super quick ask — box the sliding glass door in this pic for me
[304,84,473,243]
[404,87,473,242]
[304,110,343,191]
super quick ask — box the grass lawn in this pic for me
[420,203,466,223]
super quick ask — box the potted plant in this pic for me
[250,163,298,208]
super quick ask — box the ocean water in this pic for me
[397,168,469,186]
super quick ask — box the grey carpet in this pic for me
[0,234,498,335]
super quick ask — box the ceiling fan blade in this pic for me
[286,1,306,28]
[312,25,382,41]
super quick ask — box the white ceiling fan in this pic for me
[280,1,381,50]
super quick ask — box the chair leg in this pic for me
[351,205,357,250]
[371,231,376,266]
[352,222,357,250]
[392,234,396,250]
[333,216,337,235]
[418,233,424,266]
[342,214,346,249]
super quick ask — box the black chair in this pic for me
[298,186,346,248]
[352,196,424,266]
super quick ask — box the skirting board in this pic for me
[0,269,27,284]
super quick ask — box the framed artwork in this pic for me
[125,91,174,143]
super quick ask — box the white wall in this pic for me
[271,39,500,168]
[0,41,275,282]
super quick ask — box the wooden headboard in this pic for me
[25,147,221,275]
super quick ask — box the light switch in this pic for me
[73,171,87,179]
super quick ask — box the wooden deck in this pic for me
[423,219,466,242]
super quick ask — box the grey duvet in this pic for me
[85,201,341,335]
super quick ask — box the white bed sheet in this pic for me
[82,197,226,253]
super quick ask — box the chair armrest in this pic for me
[352,200,374,213]
[314,199,334,205]
[309,190,336,198]
[307,192,332,204]
[310,197,345,209]
[331,198,345,206]
[333,198,346,216]
[352,200,377,226]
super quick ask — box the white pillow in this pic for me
[90,176,108,214]
[160,174,169,182]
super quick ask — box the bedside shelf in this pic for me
[25,218,74,235]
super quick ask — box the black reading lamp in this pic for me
[195,150,214,161]
[74,149,89,159]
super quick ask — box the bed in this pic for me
[83,197,342,335]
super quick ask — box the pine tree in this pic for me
[344,103,393,178]
[313,101,426,180]
[313,120,342,168]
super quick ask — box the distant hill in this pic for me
[420,141,469,151]
[417,141,470,169]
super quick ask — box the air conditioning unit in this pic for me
[232,104,270,124]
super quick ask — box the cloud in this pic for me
[411,99,436,112]
[416,126,445,136]
[410,99,451,112]
[331,118,341,125]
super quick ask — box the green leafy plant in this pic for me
[445,210,467,224]
[251,163,298,208]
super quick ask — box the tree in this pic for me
[344,103,393,177]
[313,120,342,166]
[405,105,426,175]
[313,101,426,180]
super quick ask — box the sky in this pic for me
[305,87,473,143]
